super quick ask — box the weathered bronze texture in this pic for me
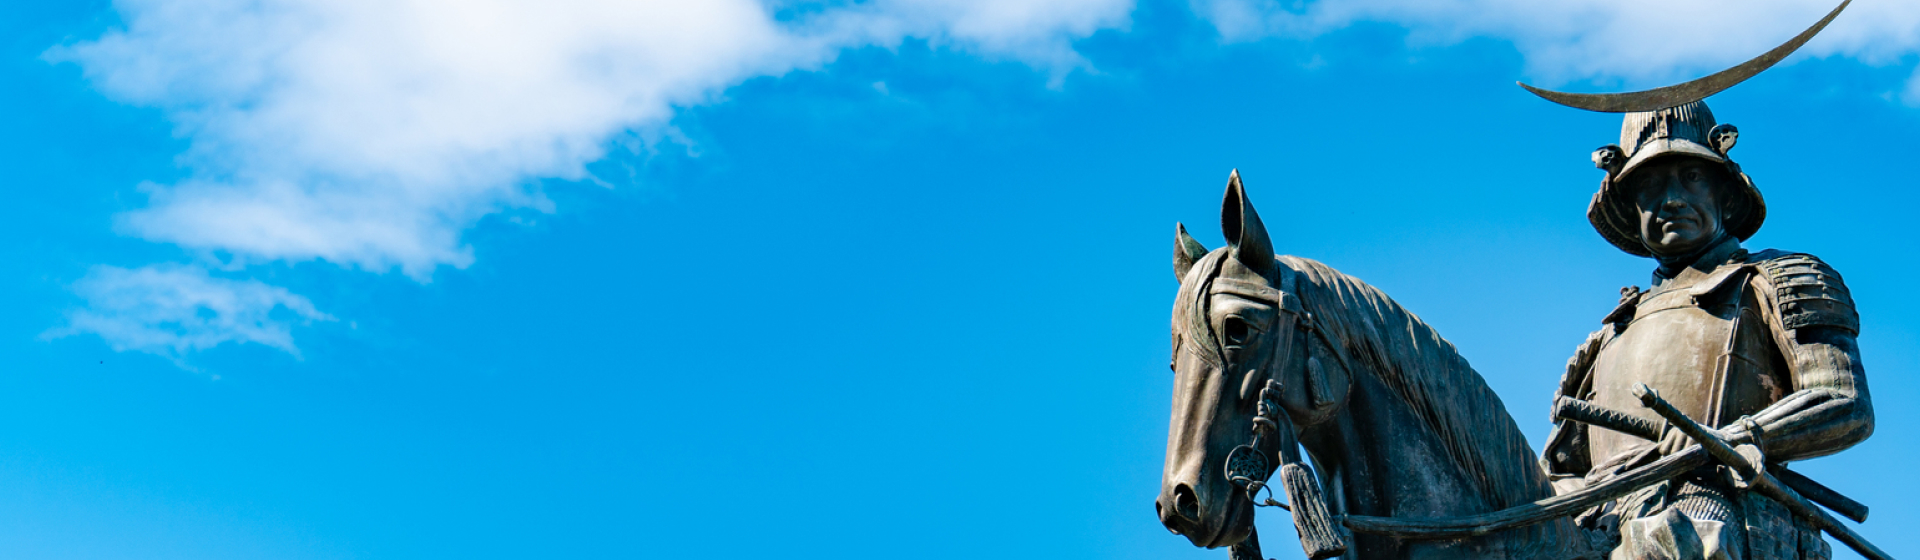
[1519,0,1850,113]
[1225,377,1348,558]
[1158,6,1882,556]
[1156,108,1882,560]
[1588,101,1764,257]
[1633,385,1888,560]
[1772,470,1867,524]
[1550,395,1868,524]
[1159,172,1589,559]
[1544,100,1874,560]
[1339,448,1709,540]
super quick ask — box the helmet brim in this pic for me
[1615,138,1727,184]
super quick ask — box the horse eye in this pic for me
[1224,317,1250,346]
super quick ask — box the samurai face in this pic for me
[1626,157,1730,257]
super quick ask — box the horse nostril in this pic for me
[1173,483,1200,522]
[1158,483,1202,536]
[1156,501,1180,534]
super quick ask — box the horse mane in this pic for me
[1281,256,1551,510]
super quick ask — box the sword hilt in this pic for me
[1553,396,1662,440]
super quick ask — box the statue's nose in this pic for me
[1156,482,1201,535]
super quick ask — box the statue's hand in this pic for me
[1655,425,1691,458]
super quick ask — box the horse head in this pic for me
[1156,171,1352,549]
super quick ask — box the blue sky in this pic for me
[6,1,1920,559]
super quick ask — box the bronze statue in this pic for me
[1154,1,1885,559]
[1538,99,1872,560]
[1157,173,1591,559]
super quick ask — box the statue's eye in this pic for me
[1630,178,1660,203]
[1224,317,1251,346]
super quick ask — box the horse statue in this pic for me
[1154,171,1595,560]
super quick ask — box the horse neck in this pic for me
[1280,257,1555,516]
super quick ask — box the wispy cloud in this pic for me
[60,0,1911,363]
[1194,0,1920,94]
[47,265,333,365]
[51,0,1133,278]
[46,0,1131,360]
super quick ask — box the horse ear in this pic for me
[1220,170,1275,272]
[1174,223,1208,282]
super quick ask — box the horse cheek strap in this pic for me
[1272,275,1348,559]
[1295,330,1352,426]
[1224,268,1348,559]
[1273,296,1346,425]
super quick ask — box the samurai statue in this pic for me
[1538,99,1874,560]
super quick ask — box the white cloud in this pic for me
[47,265,333,363]
[49,0,1917,362]
[1194,0,1920,92]
[46,0,1130,360]
[52,0,1133,279]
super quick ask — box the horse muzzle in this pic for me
[1155,477,1251,548]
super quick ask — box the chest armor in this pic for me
[1586,265,1792,464]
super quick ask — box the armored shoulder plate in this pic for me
[1750,250,1860,335]
[1557,326,1612,405]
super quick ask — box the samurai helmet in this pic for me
[1519,0,1850,256]
[1587,101,1765,257]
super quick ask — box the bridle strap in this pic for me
[1220,268,1352,559]
[1211,277,1302,315]
[1224,268,1309,495]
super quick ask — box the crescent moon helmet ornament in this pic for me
[1519,0,1851,113]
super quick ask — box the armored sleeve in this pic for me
[1753,250,1859,335]
[1741,250,1872,461]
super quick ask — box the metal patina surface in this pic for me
[1538,98,1875,559]
[1158,173,1586,559]
[1520,0,1850,113]
[1153,2,1886,559]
